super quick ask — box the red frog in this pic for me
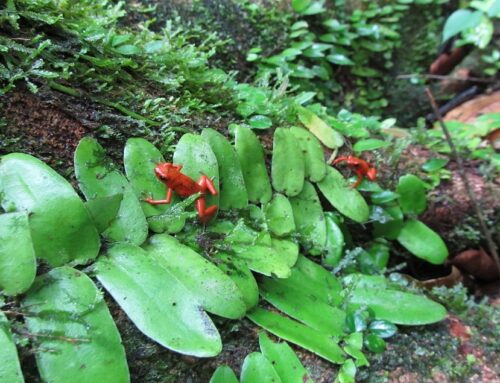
[144,163,218,224]
[331,156,377,188]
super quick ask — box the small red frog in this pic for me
[331,155,377,188]
[144,163,218,224]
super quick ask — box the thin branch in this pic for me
[398,73,498,84]
[425,87,500,275]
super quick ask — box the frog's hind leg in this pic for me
[196,175,218,223]
[197,175,218,196]
[196,197,218,224]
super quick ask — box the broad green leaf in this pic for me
[371,191,399,204]
[367,243,390,271]
[317,167,369,223]
[397,175,427,215]
[290,126,327,182]
[74,137,147,245]
[442,9,482,41]
[114,44,140,55]
[272,128,305,196]
[271,238,299,268]
[95,243,221,357]
[290,255,343,305]
[292,0,311,12]
[324,212,344,266]
[258,332,314,383]
[289,181,326,255]
[397,220,448,264]
[353,139,390,153]
[248,115,272,130]
[144,234,246,319]
[345,274,447,325]
[488,0,500,16]
[343,332,368,367]
[240,352,282,383]
[422,158,449,172]
[201,128,248,210]
[233,125,272,204]
[302,1,326,15]
[230,244,292,278]
[372,206,403,239]
[462,16,494,48]
[0,153,100,266]
[335,359,356,383]
[214,253,259,310]
[260,276,345,337]
[297,107,344,149]
[265,194,296,237]
[173,133,220,220]
[326,54,354,66]
[368,320,397,338]
[0,212,36,295]
[210,365,239,383]
[365,334,385,353]
[0,310,24,383]
[22,267,129,383]
[84,194,123,233]
[247,308,345,364]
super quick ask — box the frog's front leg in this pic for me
[144,187,173,204]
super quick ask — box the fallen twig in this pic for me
[425,87,500,276]
[398,73,498,84]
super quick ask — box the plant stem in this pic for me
[425,87,500,275]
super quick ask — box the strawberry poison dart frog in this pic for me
[144,163,218,224]
[331,156,377,188]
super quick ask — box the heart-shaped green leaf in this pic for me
[144,234,247,319]
[95,243,222,357]
[0,153,100,266]
[22,267,129,383]
[75,137,148,245]
[0,212,36,295]
[0,310,24,383]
